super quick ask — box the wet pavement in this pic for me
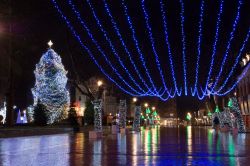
[0,126,250,166]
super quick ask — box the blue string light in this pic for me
[211,0,243,93]
[197,87,206,100]
[203,0,224,94]
[121,0,159,95]
[159,94,171,101]
[160,0,180,97]
[192,0,205,96]
[81,0,148,95]
[141,0,172,98]
[101,0,154,94]
[52,0,248,100]
[213,63,250,96]
[51,0,147,96]
[179,0,188,96]
[215,28,250,93]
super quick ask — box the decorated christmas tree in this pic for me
[32,41,70,124]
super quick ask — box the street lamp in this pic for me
[97,80,103,87]
[186,112,192,121]
[152,106,155,111]
[144,103,148,107]
[132,97,137,103]
[89,79,105,138]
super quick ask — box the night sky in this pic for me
[0,0,249,113]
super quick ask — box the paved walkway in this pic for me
[0,126,73,138]
[0,126,250,165]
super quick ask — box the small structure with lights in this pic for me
[0,102,6,124]
[119,100,127,134]
[132,106,141,132]
[89,80,104,139]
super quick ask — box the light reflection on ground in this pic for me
[0,126,250,166]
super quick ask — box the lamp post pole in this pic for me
[6,0,14,126]
[92,80,103,131]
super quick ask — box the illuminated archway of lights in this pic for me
[51,0,250,101]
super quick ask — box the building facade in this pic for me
[70,77,119,117]
[236,62,250,130]
[71,83,88,117]
[103,95,117,116]
[160,98,178,126]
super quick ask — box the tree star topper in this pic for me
[48,40,53,48]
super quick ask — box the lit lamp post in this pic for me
[132,97,141,132]
[118,99,127,134]
[89,80,104,138]
[151,106,155,125]
[131,97,138,118]
[186,112,192,125]
[144,103,151,126]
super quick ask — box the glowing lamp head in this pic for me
[152,106,155,110]
[132,97,137,102]
[97,80,103,87]
[144,103,148,107]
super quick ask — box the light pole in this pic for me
[186,112,192,125]
[89,79,104,138]
[6,0,14,126]
[131,97,138,117]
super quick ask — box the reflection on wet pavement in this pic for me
[1,126,250,166]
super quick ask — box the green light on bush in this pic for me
[146,108,151,114]
[228,99,233,108]
[215,106,220,113]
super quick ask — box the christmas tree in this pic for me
[32,42,70,124]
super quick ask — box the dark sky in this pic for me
[0,0,249,112]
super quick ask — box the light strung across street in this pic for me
[51,0,250,100]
